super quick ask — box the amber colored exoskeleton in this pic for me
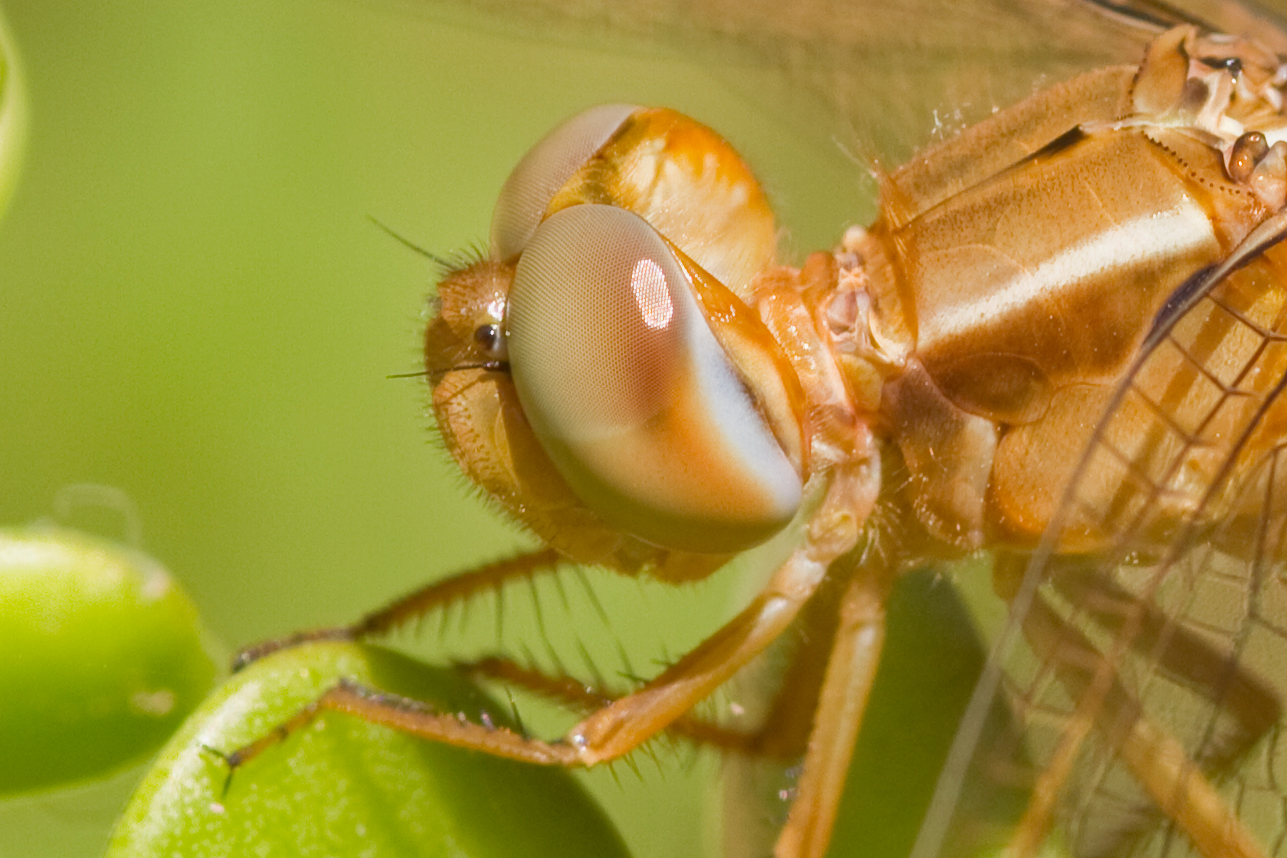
[232,17,1287,858]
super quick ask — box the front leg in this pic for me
[217,465,871,785]
[566,536,844,764]
[232,547,565,669]
[564,466,871,765]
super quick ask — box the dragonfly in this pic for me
[228,1,1287,857]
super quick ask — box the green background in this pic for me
[14,2,1287,857]
[0,2,863,856]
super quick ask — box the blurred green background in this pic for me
[0,1,865,856]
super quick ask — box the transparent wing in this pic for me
[412,0,1287,165]
[916,217,1287,858]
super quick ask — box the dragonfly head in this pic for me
[424,106,811,569]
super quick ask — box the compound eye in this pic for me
[506,204,801,553]
[490,104,639,263]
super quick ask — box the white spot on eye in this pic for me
[631,258,673,329]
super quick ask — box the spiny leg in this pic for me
[562,465,868,765]
[216,610,840,781]
[560,580,822,763]
[210,676,579,783]
[460,656,768,754]
[218,530,843,776]
[461,562,864,762]
[233,547,564,669]
[218,466,867,786]
[739,561,852,761]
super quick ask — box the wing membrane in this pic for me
[409,0,1262,165]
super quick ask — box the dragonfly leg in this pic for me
[217,592,846,782]
[774,570,888,858]
[213,675,579,779]
[461,558,874,762]
[459,655,767,753]
[217,466,870,785]
[562,465,872,765]
[1014,591,1267,858]
[232,547,564,670]
[558,544,833,763]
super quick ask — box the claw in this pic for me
[198,742,238,798]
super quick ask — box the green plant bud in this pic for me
[108,640,631,858]
[0,525,220,795]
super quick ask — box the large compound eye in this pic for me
[490,105,777,303]
[491,104,639,263]
[506,204,802,554]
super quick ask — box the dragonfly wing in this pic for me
[415,0,1284,165]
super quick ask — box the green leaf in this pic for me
[0,525,220,795]
[107,640,631,858]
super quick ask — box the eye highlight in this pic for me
[505,204,802,553]
[630,258,673,329]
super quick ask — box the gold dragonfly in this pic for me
[229,2,1287,856]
